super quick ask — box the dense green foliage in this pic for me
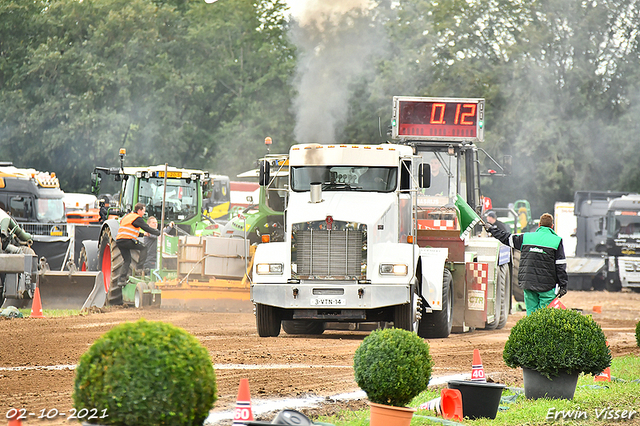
[353,327,433,407]
[73,319,217,426]
[636,320,640,347]
[503,308,611,379]
[1,0,640,213]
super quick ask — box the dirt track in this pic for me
[1,290,639,425]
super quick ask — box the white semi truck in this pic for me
[251,97,512,337]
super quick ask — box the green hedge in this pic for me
[73,319,217,426]
[503,308,611,379]
[636,320,640,347]
[353,328,433,407]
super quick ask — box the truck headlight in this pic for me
[379,264,408,276]
[256,263,284,275]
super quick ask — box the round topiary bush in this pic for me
[503,308,611,379]
[73,319,217,426]
[636,320,640,347]
[353,328,433,407]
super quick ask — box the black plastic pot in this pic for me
[522,368,580,400]
[447,380,505,420]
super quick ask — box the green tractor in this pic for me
[220,154,288,244]
[78,149,217,306]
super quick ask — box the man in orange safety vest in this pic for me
[115,203,160,286]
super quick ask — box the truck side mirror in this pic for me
[419,163,431,189]
[259,160,270,186]
[503,155,512,175]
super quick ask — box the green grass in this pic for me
[318,356,640,425]
[17,308,81,317]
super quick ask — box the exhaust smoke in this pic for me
[289,0,383,144]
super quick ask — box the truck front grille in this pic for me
[292,222,366,279]
[19,222,68,237]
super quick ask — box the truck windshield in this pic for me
[290,166,397,192]
[138,178,199,221]
[36,198,65,222]
[608,211,640,239]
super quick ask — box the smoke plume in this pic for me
[290,0,383,144]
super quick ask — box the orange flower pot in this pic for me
[369,402,416,426]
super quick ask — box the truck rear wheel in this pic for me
[497,264,510,329]
[418,269,453,338]
[282,320,324,335]
[485,264,506,330]
[256,303,281,337]
[511,251,524,301]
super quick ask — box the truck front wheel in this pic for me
[418,269,453,338]
[256,303,281,337]
[394,284,419,333]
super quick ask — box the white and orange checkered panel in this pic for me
[417,219,458,230]
[466,262,488,291]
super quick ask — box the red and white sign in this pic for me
[482,196,492,211]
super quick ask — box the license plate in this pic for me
[158,171,182,178]
[310,297,345,306]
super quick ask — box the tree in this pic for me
[0,0,297,191]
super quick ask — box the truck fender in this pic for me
[418,247,448,311]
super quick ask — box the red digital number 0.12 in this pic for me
[430,103,477,126]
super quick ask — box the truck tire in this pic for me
[99,228,139,306]
[134,283,145,308]
[497,264,510,329]
[282,320,325,335]
[256,303,281,337]
[394,284,419,333]
[99,228,122,305]
[485,264,506,330]
[511,251,524,302]
[605,277,622,292]
[78,247,90,271]
[0,277,5,308]
[418,269,453,338]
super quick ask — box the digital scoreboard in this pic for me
[392,96,484,142]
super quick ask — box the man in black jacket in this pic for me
[485,211,509,234]
[484,213,568,315]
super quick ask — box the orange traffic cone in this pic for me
[232,378,254,425]
[595,341,611,382]
[471,349,486,382]
[418,389,463,421]
[7,408,22,426]
[30,287,45,318]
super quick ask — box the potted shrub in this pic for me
[73,319,217,426]
[503,307,611,400]
[353,328,433,426]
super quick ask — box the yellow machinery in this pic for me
[154,235,254,312]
